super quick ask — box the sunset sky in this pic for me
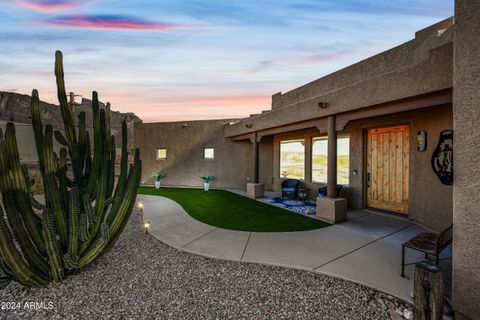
[0,0,453,122]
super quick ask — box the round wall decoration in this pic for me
[431,130,453,185]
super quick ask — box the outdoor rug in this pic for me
[260,197,317,215]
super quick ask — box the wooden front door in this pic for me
[367,125,409,214]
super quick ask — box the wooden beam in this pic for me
[257,118,328,140]
[230,133,253,142]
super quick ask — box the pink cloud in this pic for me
[294,51,355,64]
[292,48,382,65]
[45,15,208,32]
[13,0,80,13]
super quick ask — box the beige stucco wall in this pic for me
[452,0,480,318]
[135,119,253,189]
[347,105,453,232]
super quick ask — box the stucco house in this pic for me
[135,2,480,318]
[136,18,453,228]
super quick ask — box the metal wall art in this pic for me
[431,130,453,185]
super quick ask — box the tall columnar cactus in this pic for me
[0,51,142,288]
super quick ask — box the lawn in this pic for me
[138,187,330,232]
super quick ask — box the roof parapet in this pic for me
[415,17,454,42]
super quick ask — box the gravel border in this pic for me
[1,209,412,319]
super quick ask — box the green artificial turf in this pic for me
[138,187,330,232]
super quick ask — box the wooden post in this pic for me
[413,262,444,320]
[252,132,259,183]
[327,115,337,198]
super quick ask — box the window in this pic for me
[204,147,214,159]
[337,136,350,184]
[280,139,305,180]
[156,148,167,160]
[312,137,328,183]
[312,135,350,184]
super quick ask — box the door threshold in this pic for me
[364,208,412,223]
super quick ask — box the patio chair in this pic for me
[281,179,300,200]
[318,185,343,197]
[401,224,453,277]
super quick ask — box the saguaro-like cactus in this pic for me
[0,51,142,287]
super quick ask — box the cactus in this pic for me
[0,50,142,287]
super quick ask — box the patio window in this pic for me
[280,139,305,180]
[204,147,214,159]
[312,135,350,184]
[156,148,167,160]
[312,137,328,183]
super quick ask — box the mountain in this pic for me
[0,91,142,150]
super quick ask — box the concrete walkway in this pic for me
[138,194,442,302]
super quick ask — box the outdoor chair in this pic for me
[401,224,453,277]
[281,179,300,200]
[318,185,343,197]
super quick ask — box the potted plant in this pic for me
[153,172,167,189]
[201,175,216,191]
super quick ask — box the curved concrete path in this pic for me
[138,194,429,302]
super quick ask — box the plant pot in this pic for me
[204,182,210,191]
[155,180,161,189]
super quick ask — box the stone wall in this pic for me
[0,91,141,150]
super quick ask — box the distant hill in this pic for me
[0,91,142,150]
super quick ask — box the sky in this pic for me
[0,0,453,122]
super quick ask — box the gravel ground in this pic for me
[1,209,412,320]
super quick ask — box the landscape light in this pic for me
[144,221,150,235]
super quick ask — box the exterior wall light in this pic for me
[182,123,188,128]
[417,130,427,151]
[144,221,150,235]
[318,102,329,109]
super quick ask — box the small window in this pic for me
[204,147,214,159]
[156,148,167,160]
